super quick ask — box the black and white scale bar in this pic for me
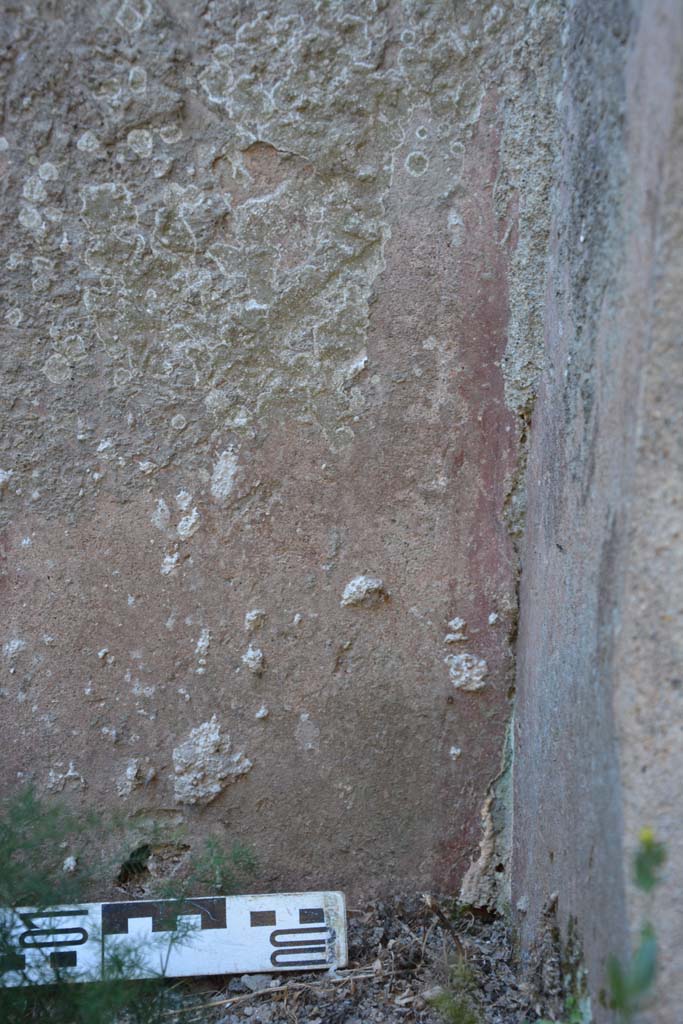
[0,891,347,987]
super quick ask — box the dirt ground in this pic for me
[160,895,559,1024]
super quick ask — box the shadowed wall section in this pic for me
[513,2,683,1019]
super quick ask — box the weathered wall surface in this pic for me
[612,50,683,1022]
[0,1,558,896]
[513,1,683,1019]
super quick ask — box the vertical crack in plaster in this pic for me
[460,719,514,912]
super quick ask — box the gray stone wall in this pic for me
[513,2,683,1020]
[611,47,683,1022]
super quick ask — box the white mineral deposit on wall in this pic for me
[340,576,387,607]
[242,645,265,674]
[172,716,251,806]
[445,652,488,691]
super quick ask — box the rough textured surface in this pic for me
[4,0,683,1013]
[0,0,559,896]
[513,1,683,1019]
[172,715,252,805]
[612,47,683,1021]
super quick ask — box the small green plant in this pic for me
[152,834,257,901]
[536,993,584,1024]
[193,835,256,892]
[428,987,483,1024]
[0,787,172,1023]
[0,785,95,908]
[606,828,666,1022]
[534,830,667,1024]
[428,954,483,1024]
[632,828,666,894]
[0,786,257,1023]
[563,996,585,1024]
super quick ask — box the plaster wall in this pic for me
[0,0,558,898]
